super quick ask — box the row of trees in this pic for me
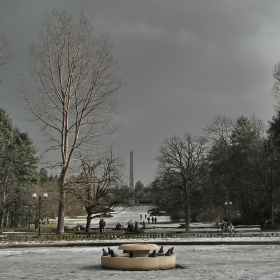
[0,109,38,232]
[150,112,280,230]
[148,59,280,231]
[0,106,133,234]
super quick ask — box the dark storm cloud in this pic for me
[0,0,279,185]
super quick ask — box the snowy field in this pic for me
[1,243,280,279]
[2,205,279,279]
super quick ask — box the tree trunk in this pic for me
[0,211,3,234]
[56,188,66,234]
[271,204,275,226]
[4,211,9,227]
[0,185,5,233]
[85,214,91,233]
[185,192,190,232]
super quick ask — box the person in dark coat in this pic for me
[99,218,106,233]
[221,222,226,232]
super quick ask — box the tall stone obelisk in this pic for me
[129,150,135,205]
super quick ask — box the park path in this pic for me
[64,205,172,229]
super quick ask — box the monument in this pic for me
[129,150,135,205]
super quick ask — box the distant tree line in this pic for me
[147,63,280,231]
[149,111,280,230]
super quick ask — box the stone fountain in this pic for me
[101,243,176,270]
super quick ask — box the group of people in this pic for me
[125,219,148,232]
[115,223,122,230]
[139,214,146,219]
[99,213,159,233]
[147,216,157,224]
[221,221,234,234]
[126,221,136,232]
[140,214,158,224]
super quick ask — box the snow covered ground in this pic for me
[62,205,261,233]
[62,205,172,228]
[1,242,280,279]
[1,206,279,279]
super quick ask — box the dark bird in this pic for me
[170,247,174,254]
[150,250,157,258]
[158,246,164,254]
[110,250,116,257]
[129,250,135,258]
[108,247,112,254]
[102,248,108,256]
[165,249,171,256]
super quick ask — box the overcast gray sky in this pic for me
[0,0,279,186]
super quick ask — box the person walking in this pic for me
[99,219,103,233]
[221,222,226,232]
[228,222,234,234]
[99,218,106,233]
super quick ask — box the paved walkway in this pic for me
[64,205,171,229]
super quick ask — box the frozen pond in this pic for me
[1,244,280,279]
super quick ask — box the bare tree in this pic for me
[204,115,235,147]
[70,148,132,232]
[22,10,124,234]
[156,133,208,232]
[272,62,280,109]
[0,31,12,85]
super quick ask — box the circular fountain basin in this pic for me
[101,243,176,270]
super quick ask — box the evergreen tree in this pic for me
[0,108,38,233]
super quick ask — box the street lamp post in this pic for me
[225,201,232,221]
[32,193,48,236]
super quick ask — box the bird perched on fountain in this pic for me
[129,250,135,258]
[158,246,164,254]
[170,247,174,254]
[102,248,108,256]
[150,250,157,258]
[165,249,171,256]
[108,247,112,254]
[110,250,116,257]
